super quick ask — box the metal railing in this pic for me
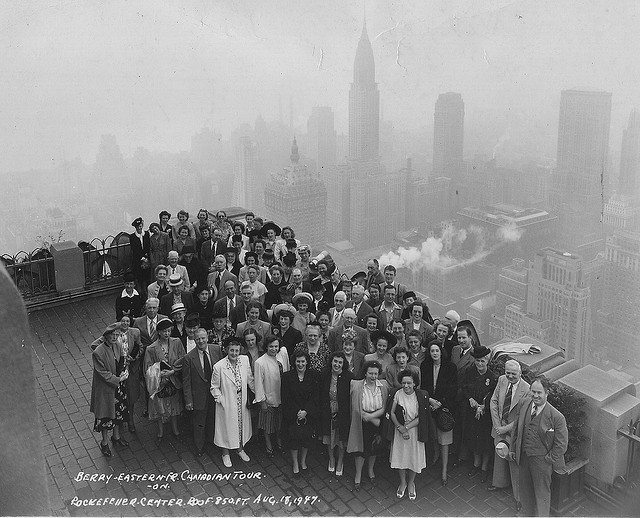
[80,234,132,287]
[1,248,56,297]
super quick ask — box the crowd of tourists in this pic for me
[89,209,568,516]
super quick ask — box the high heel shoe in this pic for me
[441,476,448,487]
[328,460,335,472]
[396,485,406,498]
[408,483,416,501]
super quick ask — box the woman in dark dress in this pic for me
[115,273,143,321]
[319,351,352,476]
[281,350,318,475]
[420,341,458,485]
[461,345,497,482]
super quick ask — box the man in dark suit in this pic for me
[229,283,269,329]
[129,217,151,296]
[328,308,369,353]
[200,228,225,270]
[443,310,461,355]
[213,280,241,320]
[346,284,373,328]
[510,378,568,517]
[379,265,407,305]
[182,328,223,456]
[403,302,435,343]
[364,259,384,293]
[207,254,238,301]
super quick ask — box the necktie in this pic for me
[215,273,221,290]
[149,319,156,340]
[203,350,212,379]
[502,383,513,423]
[531,404,539,419]
[229,297,235,313]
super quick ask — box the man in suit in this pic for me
[328,308,368,353]
[200,228,225,270]
[166,251,190,290]
[403,302,435,343]
[213,280,241,321]
[375,285,403,331]
[346,284,373,328]
[379,265,407,305]
[229,283,269,329]
[208,254,238,301]
[160,274,194,317]
[489,360,531,506]
[182,328,223,456]
[129,217,151,296]
[364,259,384,293]
[510,377,568,517]
[443,310,461,355]
[328,290,348,328]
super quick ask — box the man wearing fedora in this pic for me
[489,359,530,511]
[167,250,190,290]
[179,245,207,293]
[129,217,151,296]
[160,274,194,317]
[169,303,188,350]
[509,377,568,517]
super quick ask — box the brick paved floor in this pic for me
[28,295,612,516]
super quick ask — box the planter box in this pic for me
[551,458,589,516]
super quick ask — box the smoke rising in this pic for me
[379,222,523,272]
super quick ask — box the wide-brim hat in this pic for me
[292,292,313,307]
[457,319,480,348]
[171,302,186,315]
[350,271,366,283]
[282,253,298,267]
[495,441,510,459]
[102,322,122,337]
[168,274,183,287]
[131,217,143,227]
[260,221,281,237]
[181,245,196,254]
[471,345,491,359]
[370,329,397,348]
[273,303,293,319]
[156,318,173,331]
[185,313,200,327]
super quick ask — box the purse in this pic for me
[435,407,455,432]
[289,417,314,443]
[157,379,177,398]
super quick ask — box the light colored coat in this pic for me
[210,355,255,449]
[90,342,122,419]
[490,375,530,439]
[254,348,290,407]
[346,379,389,453]
[235,319,272,340]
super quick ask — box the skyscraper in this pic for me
[307,106,337,175]
[550,90,612,256]
[264,138,327,246]
[232,136,260,210]
[618,109,640,199]
[526,248,591,363]
[348,20,379,162]
[433,92,464,180]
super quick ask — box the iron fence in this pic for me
[81,234,132,287]
[1,248,56,298]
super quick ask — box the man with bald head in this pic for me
[328,290,348,328]
[489,359,531,510]
[207,254,238,300]
[327,307,368,353]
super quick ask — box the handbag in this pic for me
[288,417,314,443]
[435,407,455,432]
[157,378,177,398]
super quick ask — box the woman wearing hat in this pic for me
[143,318,184,444]
[209,307,234,350]
[291,292,314,334]
[364,330,396,376]
[461,345,497,483]
[149,222,171,271]
[129,217,151,295]
[342,328,365,380]
[171,210,196,242]
[272,305,303,357]
[260,221,281,253]
[90,323,130,457]
[211,336,255,467]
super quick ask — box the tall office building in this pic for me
[597,231,640,366]
[264,138,327,246]
[618,109,640,199]
[307,106,337,175]
[489,258,529,341]
[348,20,379,161]
[232,136,260,210]
[526,248,591,363]
[550,90,612,256]
[433,92,464,180]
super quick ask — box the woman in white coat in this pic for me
[211,337,255,468]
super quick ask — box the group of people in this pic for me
[90,209,568,516]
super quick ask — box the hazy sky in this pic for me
[2,0,639,170]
